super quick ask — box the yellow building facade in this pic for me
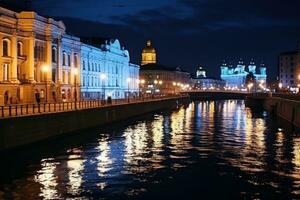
[141,40,156,66]
[0,7,80,105]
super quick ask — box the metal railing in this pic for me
[0,94,187,118]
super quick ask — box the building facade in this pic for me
[192,67,225,90]
[0,7,80,105]
[220,60,267,91]
[279,50,300,91]
[0,6,140,105]
[80,39,139,100]
[141,40,156,66]
[140,64,191,95]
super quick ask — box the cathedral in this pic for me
[220,59,267,90]
[141,40,156,65]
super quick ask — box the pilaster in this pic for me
[27,34,35,82]
[45,35,52,83]
[10,32,18,83]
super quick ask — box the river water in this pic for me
[0,100,299,199]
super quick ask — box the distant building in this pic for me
[192,66,225,90]
[220,59,267,90]
[140,63,191,95]
[279,50,300,91]
[141,40,156,66]
[80,38,139,100]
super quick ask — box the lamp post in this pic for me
[73,68,78,109]
[173,82,176,94]
[100,73,107,100]
[42,64,49,102]
[138,79,145,97]
[247,83,254,93]
[127,78,131,102]
[279,82,283,92]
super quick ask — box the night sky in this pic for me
[2,0,300,80]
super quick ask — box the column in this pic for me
[0,34,3,82]
[10,32,18,83]
[27,34,35,82]
[57,38,62,83]
[45,35,52,83]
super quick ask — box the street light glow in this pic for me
[127,77,131,83]
[42,64,49,72]
[100,73,107,80]
[73,68,78,75]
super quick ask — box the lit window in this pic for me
[17,42,22,56]
[3,40,9,56]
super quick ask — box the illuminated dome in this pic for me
[142,40,156,53]
[141,40,156,65]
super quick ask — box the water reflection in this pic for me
[0,100,299,199]
[34,159,60,200]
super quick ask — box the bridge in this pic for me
[182,90,248,100]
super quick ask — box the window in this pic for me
[52,48,57,63]
[62,71,66,83]
[83,60,85,70]
[74,54,78,67]
[17,42,22,56]
[68,71,71,84]
[68,54,71,66]
[63,52,66,66]
[2,63,9,81]
[3,40,9,57]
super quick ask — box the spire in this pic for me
[147,40,152,47]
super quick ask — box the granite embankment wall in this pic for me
[245,95,300,128]
[0,96,190,151]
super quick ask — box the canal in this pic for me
[0,100,299,199]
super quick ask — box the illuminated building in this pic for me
[192,66,225,90]
[141,40,156,66]
[220,59,267,90]
[279,49,300,92]
[0,6,139,105]
[80,38,139,99]
[0,6,80,105]
[140,63,191,95]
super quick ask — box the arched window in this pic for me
[62,52,66,66]
[74,53,78,67]
[67,54,71,66]
[17,42,23,56]
[3,39,9,57]
[52,47,57,63]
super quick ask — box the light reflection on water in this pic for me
[0,100,300,199]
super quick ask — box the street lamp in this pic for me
[247,83,254,93]
[41,64,49,102]
[127,78,131,102]
[100,73,107,100]
[173,82,176,94]
[73,68,78,109]
[279,82,283,91]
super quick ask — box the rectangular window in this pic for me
[74,54,78,67]
[62,71,66,83]
[68,55,71,66]
[2,64,9,81]
[68,71,71,84]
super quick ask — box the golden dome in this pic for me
[142,40,156,53]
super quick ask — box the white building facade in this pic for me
[80,39,139,100]
[220,60,267,90]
